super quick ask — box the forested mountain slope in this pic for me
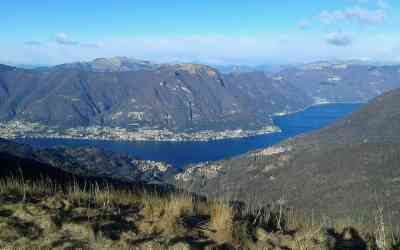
[177,89,400,219]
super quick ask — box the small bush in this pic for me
[209,200,234,243]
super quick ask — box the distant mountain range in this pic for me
[0,57,400,132]
[177,89,400,220]
[212,63,288,74]
[275,62,400,103]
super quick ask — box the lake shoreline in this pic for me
[13,103,364,169]
[2,102,365,144]
[272,101,366,118]
[3,123,281,143]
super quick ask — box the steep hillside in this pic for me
[2,58,400,134]
[177,89,400,219]
[297,89,400,145]
[0,139,175,183]
[0,59,312,131]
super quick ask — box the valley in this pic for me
[4,1,400,248]
[1,57,398,218]
[1,58,399,143]
[12,103,362,169]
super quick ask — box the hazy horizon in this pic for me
[2,56,398,69]
[2,0,400,65]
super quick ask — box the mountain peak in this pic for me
[51,57,158,72]
[87,57,157,72]
[176,63,218,76]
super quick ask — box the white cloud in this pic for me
[319,7,386,25]
[2,33,400,65]
[349,0,390,8]
[55,33,79,46]
[325,32,353,46]
[54,33,102,49]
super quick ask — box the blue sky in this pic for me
[2,0,399,65]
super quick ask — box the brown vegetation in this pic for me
[0,176,399,250]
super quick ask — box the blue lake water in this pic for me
[15,103,363,169]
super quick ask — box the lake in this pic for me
[15,103,364,169]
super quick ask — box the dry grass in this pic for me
[0,175,399,249]
[140,192,195,235]
[208,200,234,243]
[0,174,57,198]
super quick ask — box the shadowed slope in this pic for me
[178,89,400,220]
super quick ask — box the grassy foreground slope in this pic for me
[0,143,398,249]
[0,174,400,250]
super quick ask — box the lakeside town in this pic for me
[0,120,281,142]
